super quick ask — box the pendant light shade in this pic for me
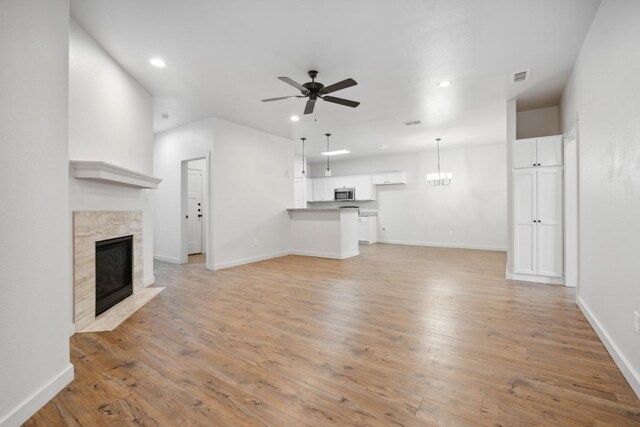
[324,133,332,176]
[300,137,306,175]
[427,138,453,186]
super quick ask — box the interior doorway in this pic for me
[181,155,210,267]
[564,121,579,289]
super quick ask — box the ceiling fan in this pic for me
[262,70,360,115]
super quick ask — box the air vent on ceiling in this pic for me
[404,120,422,126]
[512,69,531,83]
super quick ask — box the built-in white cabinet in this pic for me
[358,216,377,244]
[372,171,407,185]
[514,135,563,169]
[354,175,374,200]
[312,178,325,201]
[307,173,386,202]
[513,165,563,281]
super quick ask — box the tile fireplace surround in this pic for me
[73,210,162,333]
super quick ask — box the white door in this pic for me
[537,135,563,167]
[537,167,563,277]
[514,169,537,274]
[514,138,537,168]
[187,168,203,254]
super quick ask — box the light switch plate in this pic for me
[634,311,640,335]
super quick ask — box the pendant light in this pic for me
[324,133,332,176]
[427,138,453,186]
[300,137,306,175]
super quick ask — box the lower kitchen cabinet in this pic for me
[358,216,378,244]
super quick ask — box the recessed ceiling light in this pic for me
[437,80,452,88]
[290,115,300,122]
[149,58,166,68]
[378,145,388,149]
[321,149,351,156]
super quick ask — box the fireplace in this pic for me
[95,235,133,316]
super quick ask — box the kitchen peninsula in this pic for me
[287,208,359,259]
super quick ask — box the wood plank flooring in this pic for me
[26,244,640,426]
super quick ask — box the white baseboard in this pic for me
[153,254,181,264]
[0,363,74,427]
[577,296,640,399]
[213,251,290,270]
[377,239,507,252]
[143,276,156,287]
[290,250,359,259]
[506,272,564,285]
[69,323,76,337]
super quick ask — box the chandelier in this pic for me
[427,138,452,186]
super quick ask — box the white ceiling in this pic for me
[71,0,600,161]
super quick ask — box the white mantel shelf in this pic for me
[70,160,162,189]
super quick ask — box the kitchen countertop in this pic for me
[287,208,359,211]
[358,210,378,217]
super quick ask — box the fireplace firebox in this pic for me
[95,235,133,316]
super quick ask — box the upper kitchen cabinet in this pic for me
[333,176,355,189]
[513,135,563,169]
[372,172,407,185]
[354,175,375,200]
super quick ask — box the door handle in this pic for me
[198,214,203,218]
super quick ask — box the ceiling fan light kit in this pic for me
[262,70,360,115]
[427,138,453,186]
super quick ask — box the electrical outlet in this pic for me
[634,311,640,335]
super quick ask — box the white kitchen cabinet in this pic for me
[354,175,375,200]
[514,135,563,169]
[357,216,378,244]
[372,172,407,185]
[312,178,325,201]
[306,178,313,202]
[334,176,355,190]
[513,166,563,281]
[323,177,337,201]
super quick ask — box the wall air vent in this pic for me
[404,120,422,126]
[512,69,531,83]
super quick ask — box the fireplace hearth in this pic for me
[95,235,133,316]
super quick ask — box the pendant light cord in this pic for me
[325,133,331,171]
[301,137,306,174]
[436,138,442,175]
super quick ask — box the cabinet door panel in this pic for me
[312,179,324,201]
[371,174,386,185]
[514,170,537,274]
[514,138,537,168]
[537,135,563,167]
[537,167,563,277]
[334,176,355,189]
[387,172,407,184]
[324,177,337,201]
[354,175,372,200]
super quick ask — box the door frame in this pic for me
[564,118,579,289]
[180,152,212,268]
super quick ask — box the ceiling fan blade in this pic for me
[304,99,316,115]
[278,77,309,93]
[320,78,357,94]
[322,96,360,108]
[262,95,304,102]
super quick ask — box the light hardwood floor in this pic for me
[26,244,640,426]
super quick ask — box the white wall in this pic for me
[68,20,155,286]
[0,1,74,425]
[560,0,640,397]
[505,99,517,274]
[516,106,559,139]
[154,117,294,269]
[310,144,507,251]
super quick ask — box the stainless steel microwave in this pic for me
[334,187,355,201]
